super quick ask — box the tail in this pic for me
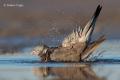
[81,5,102,44]
[81,35,106,60]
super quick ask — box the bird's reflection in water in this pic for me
[32,65,105,80]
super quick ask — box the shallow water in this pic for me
[0,40,120,80]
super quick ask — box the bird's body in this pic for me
[32,4,105,62]
[50,43,86,62]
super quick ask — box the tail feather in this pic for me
[81,35,106,60]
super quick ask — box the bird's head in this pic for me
[32,45,48,56]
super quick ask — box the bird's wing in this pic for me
[81,5,102,44]
[62,5,102,47]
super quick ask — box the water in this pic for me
[0,40,120,80]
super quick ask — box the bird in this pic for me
[32,4,105,62]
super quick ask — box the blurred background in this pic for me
[0,0,120,54]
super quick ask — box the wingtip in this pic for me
[98,4,102,8]
[93,4,102,21]
[97,4,102,13]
